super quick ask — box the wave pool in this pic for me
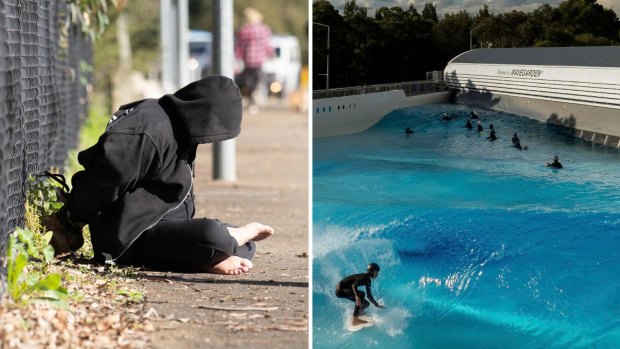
[312,103,620,348]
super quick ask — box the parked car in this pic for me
[188,30,213,78]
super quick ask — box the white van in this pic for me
[262,35,301,98]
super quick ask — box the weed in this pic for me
[5,176,72,307]
[26,174,95,259]
[6,228,68,307]
[109,264,139,278]
[116,289,145,304]
[26,173,63,229]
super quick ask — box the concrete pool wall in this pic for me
[313,88,451,137]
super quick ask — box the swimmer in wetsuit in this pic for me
[470,111,479,119]
[546,155,563,169]
[477,121,483,133]
[336,263,385,326]
[465,119,472,130]
[405,127,414,135]
[512,132,522,149]
[487,124,497,141]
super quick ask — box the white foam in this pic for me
[338,306,412,337]
[313,224,359,259]
[373,307,412,337]
[313,218,414,259]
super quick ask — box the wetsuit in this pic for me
[466,120,472,129]
[477,124,483,132]
[547,161,563,169]
[488,129,497,140]
[335,273,379,316]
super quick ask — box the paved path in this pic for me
[139,101,308,349]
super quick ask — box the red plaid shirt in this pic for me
[235,22,273,68]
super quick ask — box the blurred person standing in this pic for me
[235,7,273,114]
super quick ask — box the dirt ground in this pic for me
[137,100,309,349]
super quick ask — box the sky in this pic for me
[326,0,620,16]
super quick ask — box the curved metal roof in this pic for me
[450,46,620,68]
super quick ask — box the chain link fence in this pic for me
[0,0,91,294]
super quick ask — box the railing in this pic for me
[313,80,448,99]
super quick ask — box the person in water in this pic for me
[442,113,454,121]
[477,121,483,133]
[512,132,522,149]
[488,124,497,140]
[470,111,479,119]
[546,155,563,169]
[336,263,385,326]
[405,127,414,135]
[465,119,472,130]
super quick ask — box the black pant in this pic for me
[242,67,261,105]
[118,218,255,272]
[336,287,370,316]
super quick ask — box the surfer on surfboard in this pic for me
[335,263,385,327]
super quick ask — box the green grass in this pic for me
[66,103,110,179]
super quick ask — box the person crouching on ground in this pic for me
[336,263,385,326]
[43,76,274,275]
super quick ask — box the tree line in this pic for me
[312,0,620,90]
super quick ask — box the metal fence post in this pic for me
[212,0,236,181]
[160,0,189,93]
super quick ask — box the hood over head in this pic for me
[159,75,242,145]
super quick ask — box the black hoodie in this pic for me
[66,76,242,262]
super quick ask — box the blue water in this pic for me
[312,104,620,348]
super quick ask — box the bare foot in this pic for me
[206,256,254,275]
[352,316,369,326]
[227,222,274,246]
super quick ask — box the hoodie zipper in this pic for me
[110,163,194,263]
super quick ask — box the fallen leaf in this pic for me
[143,307,159,319]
